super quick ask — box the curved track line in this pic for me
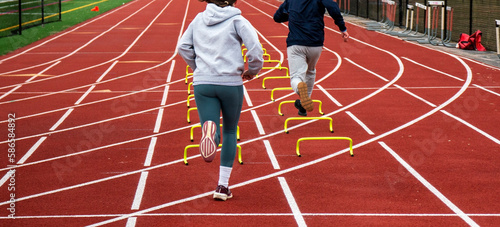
[0,0,140,64]
[0,0,160,77]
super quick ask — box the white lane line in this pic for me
[125,217,137,227]
[440,110,500,145]
[49,108,74,131]
[144,137,157,167]
[161,85,170,106]
[153,108,164,133]
[17,137,47,164]
[344,58,390,82]
[263,140,280,169]
[402,57,464,82]
[166,60,175,83]
[131,171,149,210]
[393,84,437,107]
[473,84,500,97]
[0,61,61,101]
[278,177,307,227]
[1,212,499,219]
[317,84,343,107]
[75,85,96,105]
[0,170,15,188]
[345,111,375,135]
[96,61,119,83]
[251,110,265,135]
[243,85,253,107]
[379,142,479,227]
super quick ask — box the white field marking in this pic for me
[263,140,280,169]
[243,85,253,107]
[0,170,14,188]
[125,217,137,227]
[345,111,375,135]
[278,177,307,227]
[0,0,159,77]
[317,84,343,107]
[153,108,164,133]
[0,0,139,64]
[473,84,500,97]
[379,142,479,227]
[251,110,266,135]
[26,61,61,82]
[49,108,74,131]
[0,0,174,95]
[96,61,119,83]
[440,110,500,145]
[17,136,47,164]
[401,57,464,81]
[166,60,175,83]
[75,85,96,105]
[131,172,149,210]
[344,58,390,82]
[1,212,499,219]
[0,61,60,100]
[144,137,157,167]
[393,84,437,107]
[161,85,170,106]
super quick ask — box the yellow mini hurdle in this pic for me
[186,94,194,108]
[184,144,243,165]
[185,65,193,84]
[187,107,197,123]
[271,87,293,101]
[284,117,334,133]
[190,124,240,142]
[278,100,324,116]
[187,82,193,95]
[296,137,354,157]
[262,75,289,89]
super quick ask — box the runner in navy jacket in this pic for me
[274,0,349,115]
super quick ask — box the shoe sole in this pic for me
[213,192,233,201]
[200,121,217,162]
[297,82,313,112]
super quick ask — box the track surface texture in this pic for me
[0,0,499,226]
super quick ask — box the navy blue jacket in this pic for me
[274,0,347,47]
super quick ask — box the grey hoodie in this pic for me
[177,3,264,86]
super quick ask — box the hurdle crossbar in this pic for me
[278,100,324,116]
[284,117,334,133]
[296,137,354,157]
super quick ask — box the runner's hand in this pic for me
[241,70,254,81]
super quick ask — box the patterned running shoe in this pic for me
[297,82,313,112]
[213,185,233,201]
[200,120,217,162]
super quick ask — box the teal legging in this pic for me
[194,84,243,167]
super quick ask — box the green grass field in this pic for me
[0,0,135,56]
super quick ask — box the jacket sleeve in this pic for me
[236,19,264,75]
[273,0,289,23]
[322,0,347,32]
[177,23,197,70]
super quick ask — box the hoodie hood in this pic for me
[202,3,241,26]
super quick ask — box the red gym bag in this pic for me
[457,30,486,51]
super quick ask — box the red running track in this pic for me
[0,0,499,226]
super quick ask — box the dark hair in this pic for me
[198,0,236,7]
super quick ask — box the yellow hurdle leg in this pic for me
[187,107,197,123]
[187,82,193,95]
[184,144,243,165]
[187,94,194,108]
[296,137,354,157]
[284,117,333,133]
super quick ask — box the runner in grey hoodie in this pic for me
[177,0,263,201]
